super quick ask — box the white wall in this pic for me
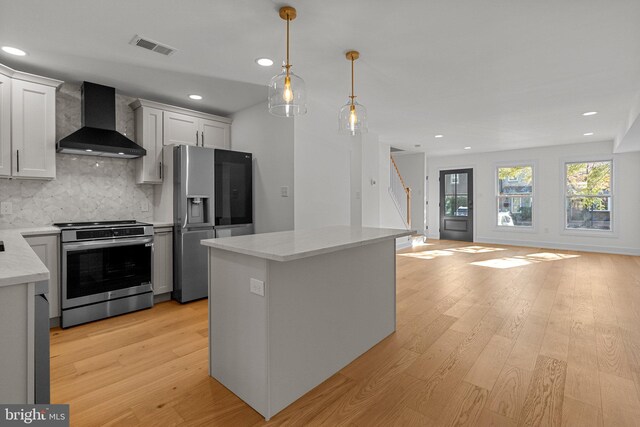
[394,152,427,235]
[231,102,294,234]
[427,140,640,255]
[294,95,351,230]
[361,134,381,227]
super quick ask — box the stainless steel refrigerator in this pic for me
[172,145,253,303]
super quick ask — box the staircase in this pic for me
[389,155,412,230]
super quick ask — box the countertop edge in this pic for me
[202,229,413,262]
[0,228,53,288]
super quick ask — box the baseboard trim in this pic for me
[474,236,640,256]
[396,238,412,250]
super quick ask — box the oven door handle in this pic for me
[63,237,154,251]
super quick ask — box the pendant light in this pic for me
[339,50,367,136]
[268,6,307,117]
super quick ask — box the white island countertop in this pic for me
[0,229,50,288]
[201,225,412,262]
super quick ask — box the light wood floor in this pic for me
[50,240,640,426]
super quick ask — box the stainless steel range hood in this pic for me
[57,82,146,158]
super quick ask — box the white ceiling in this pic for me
[1,0,639,156]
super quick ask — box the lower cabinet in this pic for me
[153,228,173,295]
[25,234,59,319]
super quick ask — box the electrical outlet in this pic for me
[0,202,13,215]
[250,278,265,297]
[280,186,289,197]
[140,200,149,212]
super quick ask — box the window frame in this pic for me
[562,158,614,234]
[494,161,536,232]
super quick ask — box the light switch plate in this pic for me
[250,278,265,297]
[0,202,13,215]
[280,186,289,197]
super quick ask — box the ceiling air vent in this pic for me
[129,35,176,56]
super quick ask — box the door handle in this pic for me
[16,150,19,173]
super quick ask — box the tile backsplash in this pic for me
[0,83,153,227]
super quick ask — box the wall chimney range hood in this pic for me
[57,82,146,158]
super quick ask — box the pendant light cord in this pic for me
[351,57,355,106]
[286,14,291,77]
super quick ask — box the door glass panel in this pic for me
[444,173,469,217]
[66,244,151,299]
[444,173,457,216]
[455,173,468,216]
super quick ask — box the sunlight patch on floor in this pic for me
[472,252,581,269]
[411,240,435,248]
[447,246,507,254]
[526,252,580,261]
[398,250,454,260]
[471,257,533,269]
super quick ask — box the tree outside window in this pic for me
[565,161,612,230]
[497,166,533,227]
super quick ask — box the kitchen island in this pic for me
[201,226,411,420]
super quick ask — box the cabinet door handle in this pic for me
[201,131,204,147]
[196,130,199,146]
[159,161,163,179]
[16,150,19,173]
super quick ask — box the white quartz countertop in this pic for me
[201,226,412,262]
[0,229,50,287]
[0,225,60,235]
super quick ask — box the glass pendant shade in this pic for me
[339,99,367,136]
[268,67,307,117]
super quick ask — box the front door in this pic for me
[440,169,473,241]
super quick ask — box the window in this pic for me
[497,166,533,227]
[565,161,612,231]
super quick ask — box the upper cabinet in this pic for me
[130,99,231,184]
[200,118,230,149]
[134,106,163,184]
[0,73,10,177]
[163,111,199,146]
[0,63,62,180]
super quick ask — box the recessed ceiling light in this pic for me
[1,46,27,56]
[118,152,125,155]
[189,94,203,100]
[434,134,444,138]
[85,149,93,152]
[582,111,598,116]
[255,58,274,67]
[583,132,594,136]
[464,146,471,150]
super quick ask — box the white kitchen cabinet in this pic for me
[0,63,62,180]
[133,105,163,184]
[130,99,231,186]
[25,234,60,319]
[11,79,57,179]
[0,73,10,177]
[163,111,199,146]
[153,227,173,295]
[163,111,230,149]
[200,118,230,149]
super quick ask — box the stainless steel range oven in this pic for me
[55,220,154,328]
